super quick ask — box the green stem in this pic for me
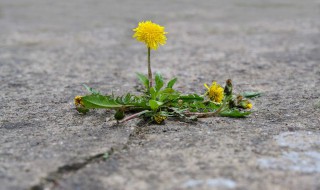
[147,47,152,88]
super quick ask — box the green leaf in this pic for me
[207,102,220,110]
[122,93,131,103]
[150,87,157,100]
[159,88,175,94]
[158,88,180,102]
[115,93,148,108]
[83,84,100,95]
[219,109,251,118]
[155,73,164,92]
[136,73,149,89]
[149,100,163,111]
[167,78,177,88]
[179,94,204,102]
[241,92,261,98]
[81,94,127,109]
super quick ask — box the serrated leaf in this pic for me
[155,73,164,92]
[136,73,149,89]
[83,84,100,95]
[115,93,149,108]
[241,92,261,98]
[122,93,131,104]
[167,78,177,88]
[219,109,251,118]
[81,94,127,109]
[149,100,163,111]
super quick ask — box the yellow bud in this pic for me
[74,96,83,107]
[154,115,167,124]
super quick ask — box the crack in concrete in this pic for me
[29,152,109,190]
[29,123,147,190]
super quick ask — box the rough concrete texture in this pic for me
[0,0,320,190]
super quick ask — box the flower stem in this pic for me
[147,47,152,88]
[119,110,149,123]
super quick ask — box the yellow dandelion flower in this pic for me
[74,96,83,107]
[133,21,167,50]
[247,103,252,109]
[204,82,224,103]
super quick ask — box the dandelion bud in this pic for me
[114,109,125,120]
[224,79,233,96]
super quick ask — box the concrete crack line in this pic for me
[29,131,139,190]
[29,124,146,190]
[29,151,110,190]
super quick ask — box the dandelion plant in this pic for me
[74,21,260,124]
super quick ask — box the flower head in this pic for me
[204,82,224,103]
[133,21,167,50]
[74,96,83,107]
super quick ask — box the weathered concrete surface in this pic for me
[0,0,319,189]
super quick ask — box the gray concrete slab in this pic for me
[0,0,319,189]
